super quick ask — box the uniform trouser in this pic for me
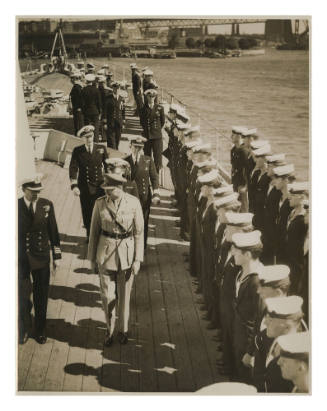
[219,300,235,374]
[106,120,122,150]
[98,266,134,336]
[73,109,84,136]
[238,187,249,213]
[144,138,163,174]
[142,203,151,249]
[19,266,50,336]
[84,114,100,142]
[261,237,276,264]
[18,272,33,338]
[133,91,142,115]
[80,190,101,237]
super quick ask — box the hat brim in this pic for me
[22,183,43,191]
[101,175,127,187]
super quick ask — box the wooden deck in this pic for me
[18,105,228,393]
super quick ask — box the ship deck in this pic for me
[18,106,227,393]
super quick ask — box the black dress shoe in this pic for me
[118,332,128,345]
[35,335,47,344]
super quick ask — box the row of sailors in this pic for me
[164,107,309,392]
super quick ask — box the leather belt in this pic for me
[101,229,132,240]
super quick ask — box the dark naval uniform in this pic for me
[18,197,61,338]
[252,172,271,231]
[262,186,282,264]
[105,94,125,149]
[70,82,84,136]
[132,71,142,114]
[140,103,165,172]
[69,144,109,237]
[248,169,260,213]
[81,84,102,142]
[126,153,159,247]
[231,146,247,192]
[276,198,293,264]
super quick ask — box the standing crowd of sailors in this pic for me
[165,109,309,393]
[18,62,309,393]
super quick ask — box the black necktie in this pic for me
[29,202,34,219]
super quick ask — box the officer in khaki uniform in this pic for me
[88,170,144,346]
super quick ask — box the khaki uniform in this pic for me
[88,193,144,335]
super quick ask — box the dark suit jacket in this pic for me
[70,83,84,111]
[125,154,159,209]
[69,144,109,194]
[81,85,101,116]
[18,197,61,276]
[140,103,165,140]
[105,94,125,126]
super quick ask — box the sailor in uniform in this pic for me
[88,171,144,346]
[231,230,264,382]
[81,74,102,143]
[261,154,286,264]
[230,127,247,199]
[104,82,125,149]
[276,331,310,393]
[260,296,307,392]
[285,182,309,295]
[125,136,160,248]
[69,125,109,241]
[216,211,254,376]
[248,265,291,390]
[130,63,142,115]
[140,89,165,173]
[69,72,84,136]
[248,140,269,213]
[18,175,61,344]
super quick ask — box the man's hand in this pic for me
[242,353,254,368]
[73,187,80,196]
[131,261,141,276]
[52,260,60,275]
[238,185,247,193]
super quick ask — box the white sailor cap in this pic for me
[176,121,190,130]
[77,125,95,138]
[232,126,247,134]
[273,164,295,177]
[232,230,262,249]
[196,382,257,395]
[184,125,200,136]
[130,63,138,69]
[106,157,130,168]
[251,140,269,150]
[241,128,258,137]
[266,153,286,164]
[144,88,157,97]
[97,69,105,75]
[195,159,217,170]
[97,75,106,83]
[177,110,190,123]
[258,265,290,287]
[129,135,147,146]
[253,144,272,157]
[85,74,96,82]
[214,192,239,209]
[213,185,234,197]
[21,173,44,191]
[288,182,309,195]
[86,62,95,69]
[277,331,309,362]
[225,212,254,227]
[197,169,219,184]
[169,103,179,113]
[102,64,109,69]
[185,139,202,149]
[143,69,153,76]
[192,143,211,154]
[265,296,303,319]
[70,71,82,79]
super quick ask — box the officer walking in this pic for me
[69,125,109,241]
[82,74,102,143]
[125,136,160,248]
[140,89,165,173]
[69,72,84,136]
[130,63,142,116]
[18,175,61,344]
[88,170,144,346]
[104,82,125,149]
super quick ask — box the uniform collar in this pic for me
[23,196,37,211]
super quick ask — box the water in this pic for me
[20,49,309,180]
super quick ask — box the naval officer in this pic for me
[104,82,125,150]
[88,170,144,346]
[18,175,62,344]
[81,74,102,142]
[69,72,84,136]
[69,125,109,241]
[125,136,160,248]
[140,89,165,173]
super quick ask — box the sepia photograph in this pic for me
[16,15,310,395]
